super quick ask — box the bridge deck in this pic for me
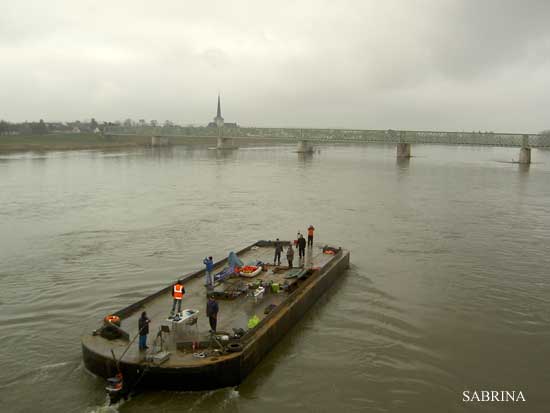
[104,127,550,147]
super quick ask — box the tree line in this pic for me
[0,118,181,136]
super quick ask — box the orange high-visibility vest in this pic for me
[308,227,314,236]
[173,284,184,300]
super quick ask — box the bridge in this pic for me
[107,126,550,164]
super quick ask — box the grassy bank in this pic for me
[0,133,154,152]
[0,133,294,153]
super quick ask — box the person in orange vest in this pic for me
[170,280,185,316]
[307,225,315,248]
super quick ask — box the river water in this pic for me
[1,143,549,412]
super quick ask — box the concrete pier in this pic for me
[216,136,234,150]
[216,125,236,150]
[297,140,313,153]
[396,131,411,159]
[151,136,170,147]
[519,147,531,164]
[519,134,531,164]
[396,143,411,158]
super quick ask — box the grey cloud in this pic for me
[428,1,550,80]
[1,0,550,132]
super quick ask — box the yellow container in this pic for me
[271,283,280,293]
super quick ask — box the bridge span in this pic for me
[107,126,550,164]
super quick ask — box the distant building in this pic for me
[46,122,71,133]
[208,94,238,128]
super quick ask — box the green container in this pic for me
[271,283,280,293]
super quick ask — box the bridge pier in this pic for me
[396,143,411,159]
[216,136,229,149]
[216,136,234,150]
[216,126,235,150]
[519,134,531,164]
[519,147,531,164]
[396,131,411,159]
[297,140,313,153]
[151,135,170,147]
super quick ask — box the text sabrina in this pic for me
[462,390,525,402]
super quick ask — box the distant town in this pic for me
[1,94,549,149]
[0,95,239,136]
[0,118,197,136]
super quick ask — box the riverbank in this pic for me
[0,133,156,152]
[0,133,297,153]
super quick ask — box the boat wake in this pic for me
[187,387,240,411]
[85,395,126,413]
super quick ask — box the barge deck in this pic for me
[82,240,350,392]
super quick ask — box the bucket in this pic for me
[271,283,280,293]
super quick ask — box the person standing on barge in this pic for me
[307,225,315,248]
[203,256,214,288]
[286,244,295,268]
[138,311,150,351]
[297,234,306,259]
[274,238,283,266]
[170,280,185,316]
[206,295,219,333]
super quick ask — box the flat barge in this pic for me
[82,240,350,393]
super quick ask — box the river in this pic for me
[1,143,549,412]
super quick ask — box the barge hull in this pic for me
[240,250,350,381]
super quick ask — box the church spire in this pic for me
[214,93,224,127]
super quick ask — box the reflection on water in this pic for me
[213,148,239,160]
[297,151,314,164]
[396,157,411,181]
[518,163,530,174]
[1,144,550,412]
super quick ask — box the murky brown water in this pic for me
[1,144,549,412]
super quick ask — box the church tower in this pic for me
[214,94,224,128]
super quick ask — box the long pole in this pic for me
[111,323,149,370]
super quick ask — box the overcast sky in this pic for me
[1,0,550,132]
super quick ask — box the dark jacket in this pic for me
[138,315,150,335]
[206,299,219,318]
[298,237,306,249]
[275,241,284,254]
